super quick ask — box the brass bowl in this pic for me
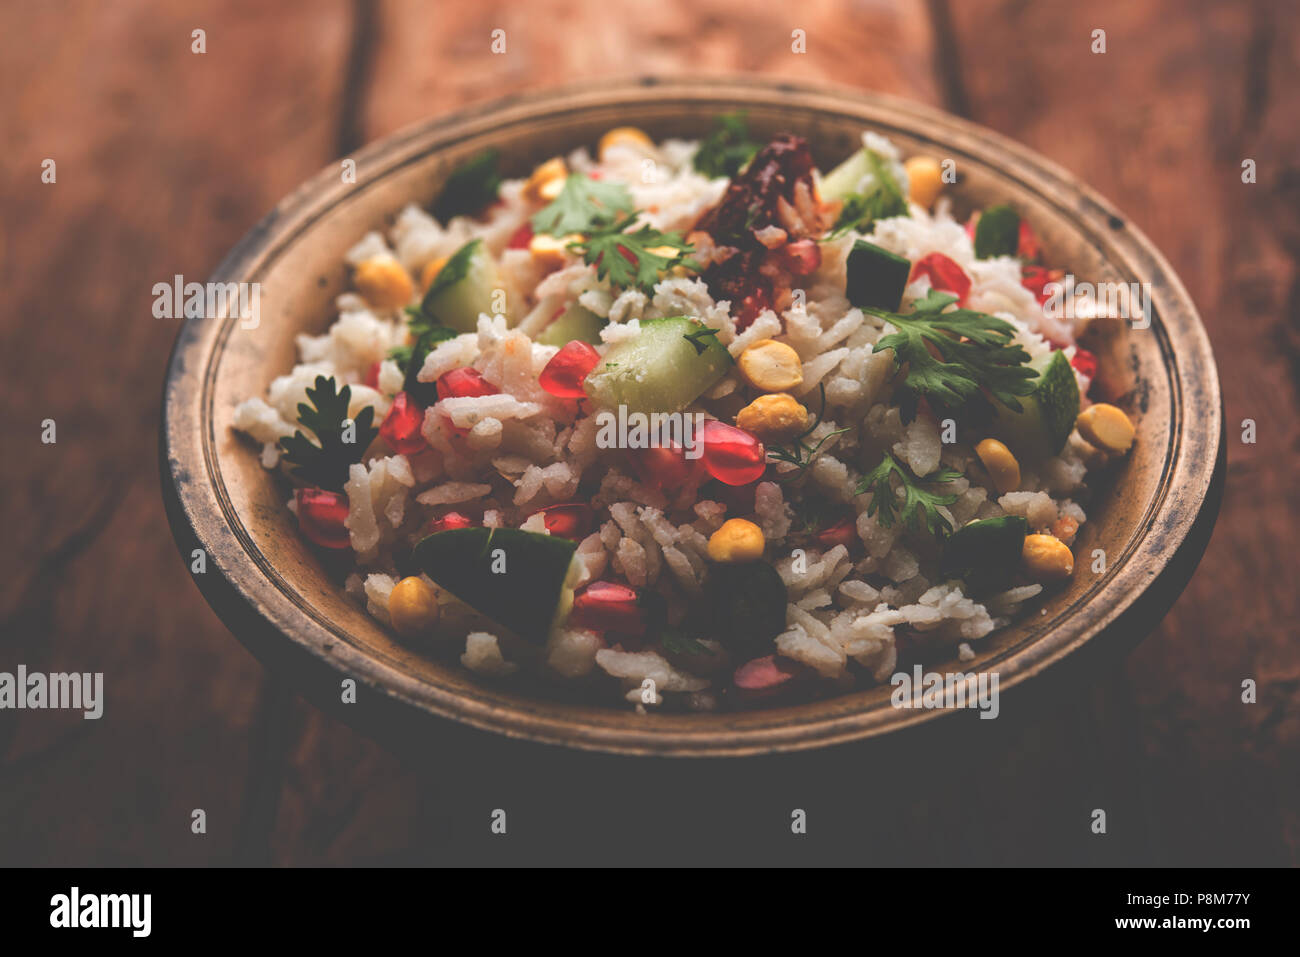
[161,77,1223,756]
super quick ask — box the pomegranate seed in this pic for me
[779,239,821,276]
[364,360,382,389]
[1021,265,1065,306]
[734,654,802,691]
[964,212,979,242]
[436,367,496,399]
[378,391,427,455]
[700,420,766,486]
[539,340,601,398]
[630,441,704,490]
[1070,348,1098,379]
[733,285,773,331]
[569,581,648,636]
[813,516,857,550]
[535,503,594,540]
[507,222,534,249]
[295,488,351,549]
[428,510,475,533]
[1017,218,1042,262]
[910,252,971,305]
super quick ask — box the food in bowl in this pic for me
[231,115,1135,711]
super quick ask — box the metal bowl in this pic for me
[161,77,1223,756]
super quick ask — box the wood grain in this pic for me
[1,0,1295,865]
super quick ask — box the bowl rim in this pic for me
[161,75,1222,756]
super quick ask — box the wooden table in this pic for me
[2,0,1296,865]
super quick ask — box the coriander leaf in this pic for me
[974,205,1020,259]
[855,453,962,540]
[419,238,481,319]
[865,288,1037,421]
[279,375,379,491]
[682,326,724,355]
[432,149,501,222]
[831,149,909,236]
[531,174,634,236]
[694,111,761,179]
[575,213,699,294]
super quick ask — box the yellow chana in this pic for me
[528,232,580,270]
[737,339,803,392]
[524,156,568,203]
[903,156,945,209]
[707,518,766,563]
[1022,534,1074,581]
[1051,514,1080,546]
[354,256,415,310]
[975,438,1021,495]
[1076,403,1136,454]
[735,393,809,442]
[388,576,440,637]
[598,126,654,159]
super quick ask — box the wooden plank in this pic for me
[0,0,352,864]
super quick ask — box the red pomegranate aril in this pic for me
[779,239,821,276]
[428,510,475,533]
[295,488,351,549]
[813,517,857,550]
[700,420,766,486]
[569,581,647,636]
[507,222,534,249]
[734,654,802,691]
[364,360,382,389]
[536,503,594,540]
[539,340,601,398]
[379,391,427,455]
[734,286,772,331]
[436,367,496,399]
[1017,218,1042,262]
[1070,348,1098,379]
[910,252,971,305]
[631,441,703,490]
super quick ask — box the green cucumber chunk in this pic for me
[941,515,1028,590]
[706,561,788,657]
[992,350,1080,461]
[536,302,607,346]
[583,316,731,414]
[412,527,577,644]
[846,240,912,311]
[820,148,873,203]
[420,239,508,333]
[974,205,1020,259]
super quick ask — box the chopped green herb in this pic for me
[431,149,502,222]
[279,375,379,490]
[682,326,726,357]
[974,205,1020,259]
[831,149,909,236]
[531,174,634,236]
[855,453,962,540]
[574,213,699,294]
[694,111,761,179]
[866,288,1037,421]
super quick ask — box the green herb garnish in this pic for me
[279,375,379,490]
[830,149,910,236]
[694,111,761,179]
[855,453,962,539]
[973,205,1020,259]
[682,326,726,356]
[432,149,502,222]
[531,174,634,236]
[573,213,699,294]
[866,288,1037,421]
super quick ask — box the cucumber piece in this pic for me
[846,240,912,311]
[819,148,872,203]
[420,239,508,333]
[992,350,1081,460]
[974,205,1020,259]
[707,562,788,656]
[536,302,607,346]
[583,316,731,414]
[941,515,1028,590]
[412,527,577,644]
